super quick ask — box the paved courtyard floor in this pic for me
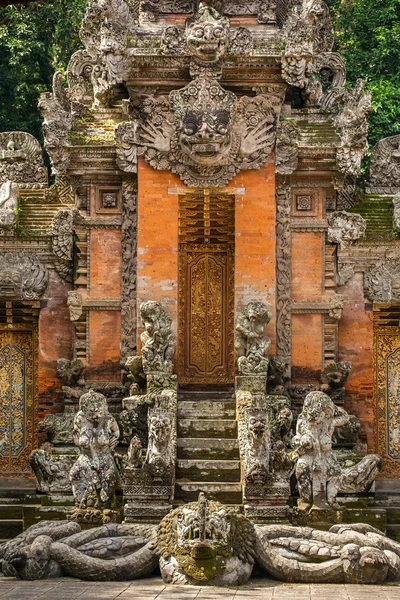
[0,577,400,599]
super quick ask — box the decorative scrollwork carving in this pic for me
[0,253,48,300]
[0,132,47,185]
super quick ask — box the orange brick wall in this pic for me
[90,229,121,298]
[38,271,73,413]
[234,161,276,351]
[136,158,181,345]
[291,232,323,301]
[88,310,121,380]
[292,313,323,381]
[339,273,375,452]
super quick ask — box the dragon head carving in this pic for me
[157,493,256,584]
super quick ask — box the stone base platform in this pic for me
[0,578,398,600]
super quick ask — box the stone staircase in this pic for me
[175,388,242,506]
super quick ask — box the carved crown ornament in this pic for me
[115,77,285,187]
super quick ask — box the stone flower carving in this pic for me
[327,210,366,250]
[0,253,48,300]
[0,131,47,185]
[235,302,271,375]
[69,390,120,514]
[291,391,381,513]
[334,79,372,176]
[0,181,18,234]
[364,259,400,303]
[140,301,176,375]
[129,78,283,187]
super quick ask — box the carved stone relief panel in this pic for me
[292,190,318,217]
[95,187,122,214]
[369,135,400,193]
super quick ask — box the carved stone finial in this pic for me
[39,72,73,175]
[327,210,366,250]
[282,0,334,88]
[140,301,176,375]
[0,132,47,186]
[0,181,18,234]
[369,135,400,194]
[334,79,372,176]
[0,253,48,300]
[235,302,271,375]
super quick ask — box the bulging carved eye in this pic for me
[213,27,223,39]
[183,113,199,135]
[217,125,227,135]
[195,28,204,38]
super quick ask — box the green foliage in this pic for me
[0,0,86,143]
[327,0,400,150]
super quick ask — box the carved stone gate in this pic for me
[0,324,38,476]
[178,190,235,385]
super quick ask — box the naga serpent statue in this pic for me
[1,493,400,585]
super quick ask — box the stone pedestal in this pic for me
[235,375,266,394]
[123,468,173,523]
[244,478,291,524]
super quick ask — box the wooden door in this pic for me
[178,191,235,385]
[0,326,37,476]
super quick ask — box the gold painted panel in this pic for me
[374,306,400,476]
[0,326,37,476]
[178,244,234,385]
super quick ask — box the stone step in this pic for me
[177,401,236,420]
[175,482,242,504]
[176,460,241,483]
[178,390,234,402]
[177,438,239,460]
[0,520,23,539]
[177,419,237,439]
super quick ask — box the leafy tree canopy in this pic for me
[0,0,85,143]
[0,0,399,169]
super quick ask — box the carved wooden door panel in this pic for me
[179,244,234,384]
[0,326,37,476]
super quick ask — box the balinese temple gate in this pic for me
[2,0,400,553]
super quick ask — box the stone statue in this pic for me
[242,405,271,485]
[0,181,18,234]
[39,406,76,445]
[140,301,176,375]
[30,446,76,494]
[145,407,174,478]
[291,391,381,513]
[235,302,271,375]
[69,391,120,517]
[320,361,352,405]
[3,505,400,584]
[57,358,85,387]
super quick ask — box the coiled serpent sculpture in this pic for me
[1,494,400,585]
